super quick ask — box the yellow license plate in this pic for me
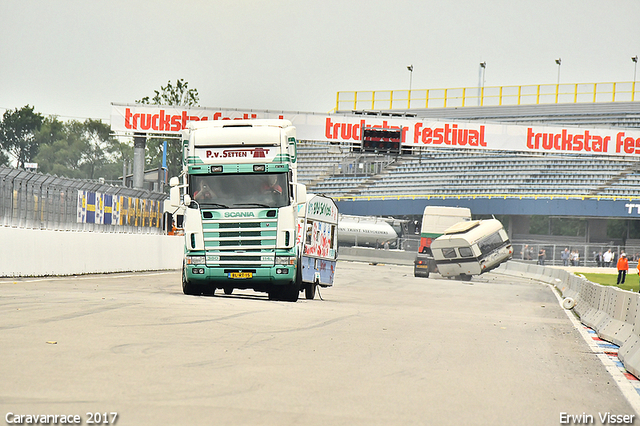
[229,272,252,279]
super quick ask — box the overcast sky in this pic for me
[1,0,639,121]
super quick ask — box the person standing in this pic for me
[603,249,613,267]
[561,248,570,266]
[538,248,546,266]
[617,253,629,285]
[595,251,603,268]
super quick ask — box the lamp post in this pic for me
[407,65,413,108]
[633,56,638,101]
[477,62,486,106]
[555,58,562,103]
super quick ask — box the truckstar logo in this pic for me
[206,148,270,159]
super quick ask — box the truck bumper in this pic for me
[184,264,296,289]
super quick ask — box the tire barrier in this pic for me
[495,261,640,379]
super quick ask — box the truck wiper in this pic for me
[199,202,230,208]
[233,203,271,208]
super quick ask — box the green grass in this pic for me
[575,272,639,293]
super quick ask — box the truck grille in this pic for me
[202,215,277,267]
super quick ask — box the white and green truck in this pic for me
[169,119,336,301]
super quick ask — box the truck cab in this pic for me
[171,119,303,301]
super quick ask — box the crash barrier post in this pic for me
[495,261,640,379]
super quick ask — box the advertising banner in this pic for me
[111,104,640,158]
[77,191,160,228]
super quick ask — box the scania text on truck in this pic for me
[170,119,306,301]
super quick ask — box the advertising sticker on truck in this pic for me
[195,147,277,163]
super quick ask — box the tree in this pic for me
[35,117,87,178]
[35,118,125,181]
[0,105,44,168]
[136,79,200,182]
[0,150,9,167]
[78,119,120,180]
[137,78,199,107]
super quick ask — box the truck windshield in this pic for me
[190,173,289,209]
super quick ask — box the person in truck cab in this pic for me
[194,181,215,202]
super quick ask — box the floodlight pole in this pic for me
[633,56,638,101]
[555,58,562,103]
[477,62,486,106]
[407,65,413,108]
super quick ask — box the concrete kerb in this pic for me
[495,260,640,379]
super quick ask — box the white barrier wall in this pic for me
[0,227,184,277]
[495,261,640,379]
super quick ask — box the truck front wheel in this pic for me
[182,263,211,296]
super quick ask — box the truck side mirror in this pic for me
[295,183,307,205]
[169,177,180,207]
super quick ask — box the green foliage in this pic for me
[136,78,200,181]
[137,78,199,107]
[0,105,44,168]
[529,215,549,235]
[0,150,9,167]
[34,117,125,181]
[529,216,586,236]
[551,217,586,236]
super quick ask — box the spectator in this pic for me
[561,248,570,266]
[595,251,603,268]
[538,248,546,266]
[603,249,613,267]
[617,253,629,285]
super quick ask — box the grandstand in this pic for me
[298,143,639,199]
[293,94,640,265]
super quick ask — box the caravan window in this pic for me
[458,247,473,257]
[478,232,505,256]
[442,248,457,259]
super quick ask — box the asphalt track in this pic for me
[0,261,637,426]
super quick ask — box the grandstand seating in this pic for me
[297,141,638,199]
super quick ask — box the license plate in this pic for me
[229,272,252,279]
[416,264,429,269]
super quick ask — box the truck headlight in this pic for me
[186,256,206,265]
[275,256,295,265]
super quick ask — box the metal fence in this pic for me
[336,81,640,111]
[511,242,640,268]
[345,235,640,269]
[0,166,168,233]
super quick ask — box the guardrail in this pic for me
[496,261,640,379]
[336,81,640,112]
